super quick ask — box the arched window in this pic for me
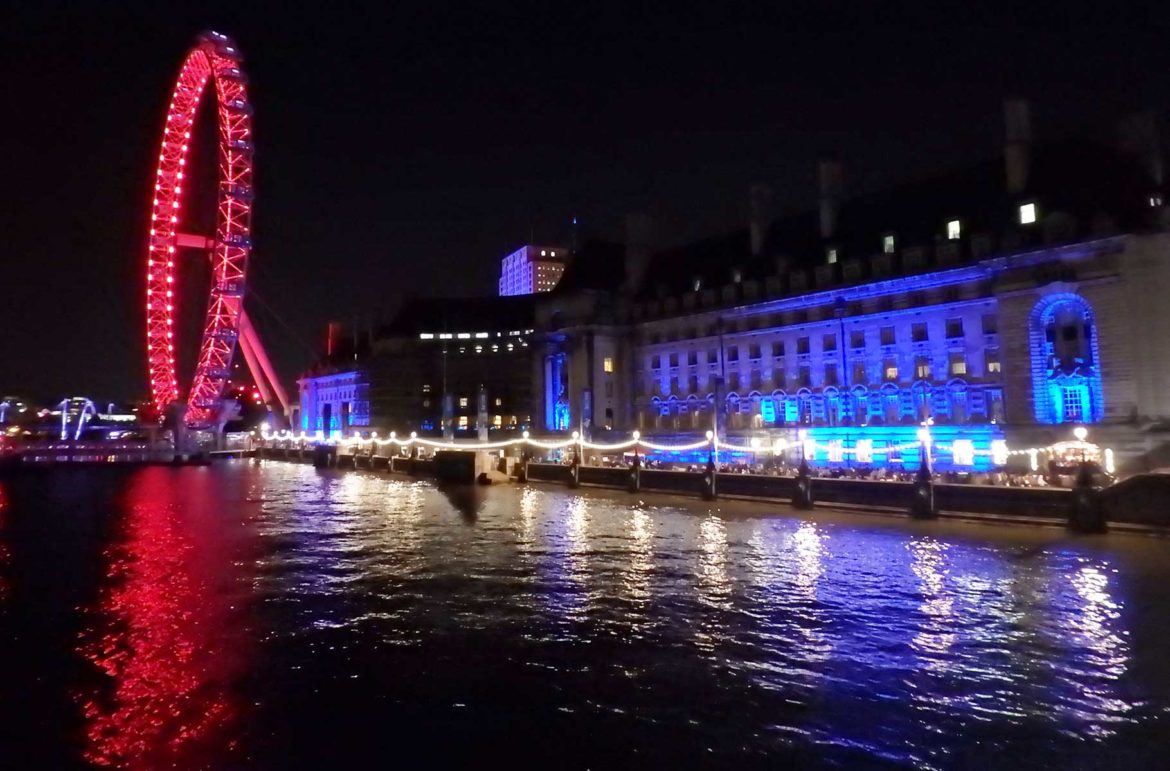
[1028,293,1104,423]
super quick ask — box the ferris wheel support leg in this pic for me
[238,310,293,423]
[237,326,275,409]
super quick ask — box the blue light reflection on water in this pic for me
[0,462,1166,768]
[238,462,1160,768]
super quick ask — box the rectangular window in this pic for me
[826,247,838,265]
[669,352,679,367]
[459,397,469,408]
[949,353,968,376]
[687,351,698,366]
[458,415,469,427]
[883,234,896,254]
[850,330,865,349]
[880,326,896,346]
[884,358,899,381]
[986,349,1002,374]
[946,318,964,339]
[494,397,503,406]
[1019,202,1037,225]
[797,337,810,355]
[822,333,837,352]
[798,365,812,388]
[773,341,786,357]
[853,361,867,384]
[912,322,928,343]
[982,314,998,335]
[728,372,740,391]
[603,356,614,373]
[947,219,961,240]
[750,370,762,390]
[651,354,661,369]
[727,346,739,362]
[749,343,761,359]
[824,364,838,386]
[915,355,931,379]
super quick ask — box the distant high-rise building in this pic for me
[498,245,568,296]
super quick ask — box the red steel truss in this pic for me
[145,31,254,427]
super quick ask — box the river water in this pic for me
[0,462,1167,769]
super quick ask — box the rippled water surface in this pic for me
[1,462,1168,768]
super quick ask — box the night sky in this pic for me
[4,1,1170,404]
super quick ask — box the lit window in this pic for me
[949,354,967,376]
[693,277,702,291]
[458,416,469,427]
[947,219,961,240]
[1150,195,1163,208]
[419,333,434,339]
[826,248,838,265]
[459,397,469,408]
[1019,202,1037,224]
[732,268,743,283]
[541,250,547,256]
[882,235,895,254]
[885,362,899,381]
[952,439,975,467]
[603,357,614,373]
[986,349,1002,374]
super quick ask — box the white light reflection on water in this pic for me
[1060,559,1134,738]
[621,508,656,609]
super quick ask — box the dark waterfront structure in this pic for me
[301,101,1170,473]
[300,296,537,437]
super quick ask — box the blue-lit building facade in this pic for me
[301,101,1170,472]
[531,102,1170,472]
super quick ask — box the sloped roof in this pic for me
[635,140,1157,300]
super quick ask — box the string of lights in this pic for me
[259,426,1112,471]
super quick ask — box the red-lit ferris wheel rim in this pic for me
[146,31,253,427]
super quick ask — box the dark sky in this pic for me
[4,1,1170,404]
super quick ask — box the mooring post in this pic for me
[701,434,717,501]
[1069,462,1106,533]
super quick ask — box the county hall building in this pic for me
[300,100,1170,472]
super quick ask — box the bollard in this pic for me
[516,451,529,484]
[627,453,641,494]
[909,462,938,519]
[793,458,814,509]
[568,455,581,489]
[1069,463,1107,533]
[700,456,717,501]
[311,444,336,468]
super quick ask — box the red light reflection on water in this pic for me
[77,469,252,768]
[0,482,8,602]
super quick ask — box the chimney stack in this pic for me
[623,212,657,293]
[1004,97,1032,195]
[1118,111,1164,188]
[326,321,342,358]
[818,159,843,240]
[749,183,774,257]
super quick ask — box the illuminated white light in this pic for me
[1073,426,1088,442]
[419,333,434,339]
[1104,448,1116,474]
[947,219,961,240]
[705,430,714,440]
[1019,202,1037,224]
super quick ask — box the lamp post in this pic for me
[702,429,717,500]
[1069,425,1105,533]
[794,428,813,509]
[629,430,641,493]
[911,418,937,519]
